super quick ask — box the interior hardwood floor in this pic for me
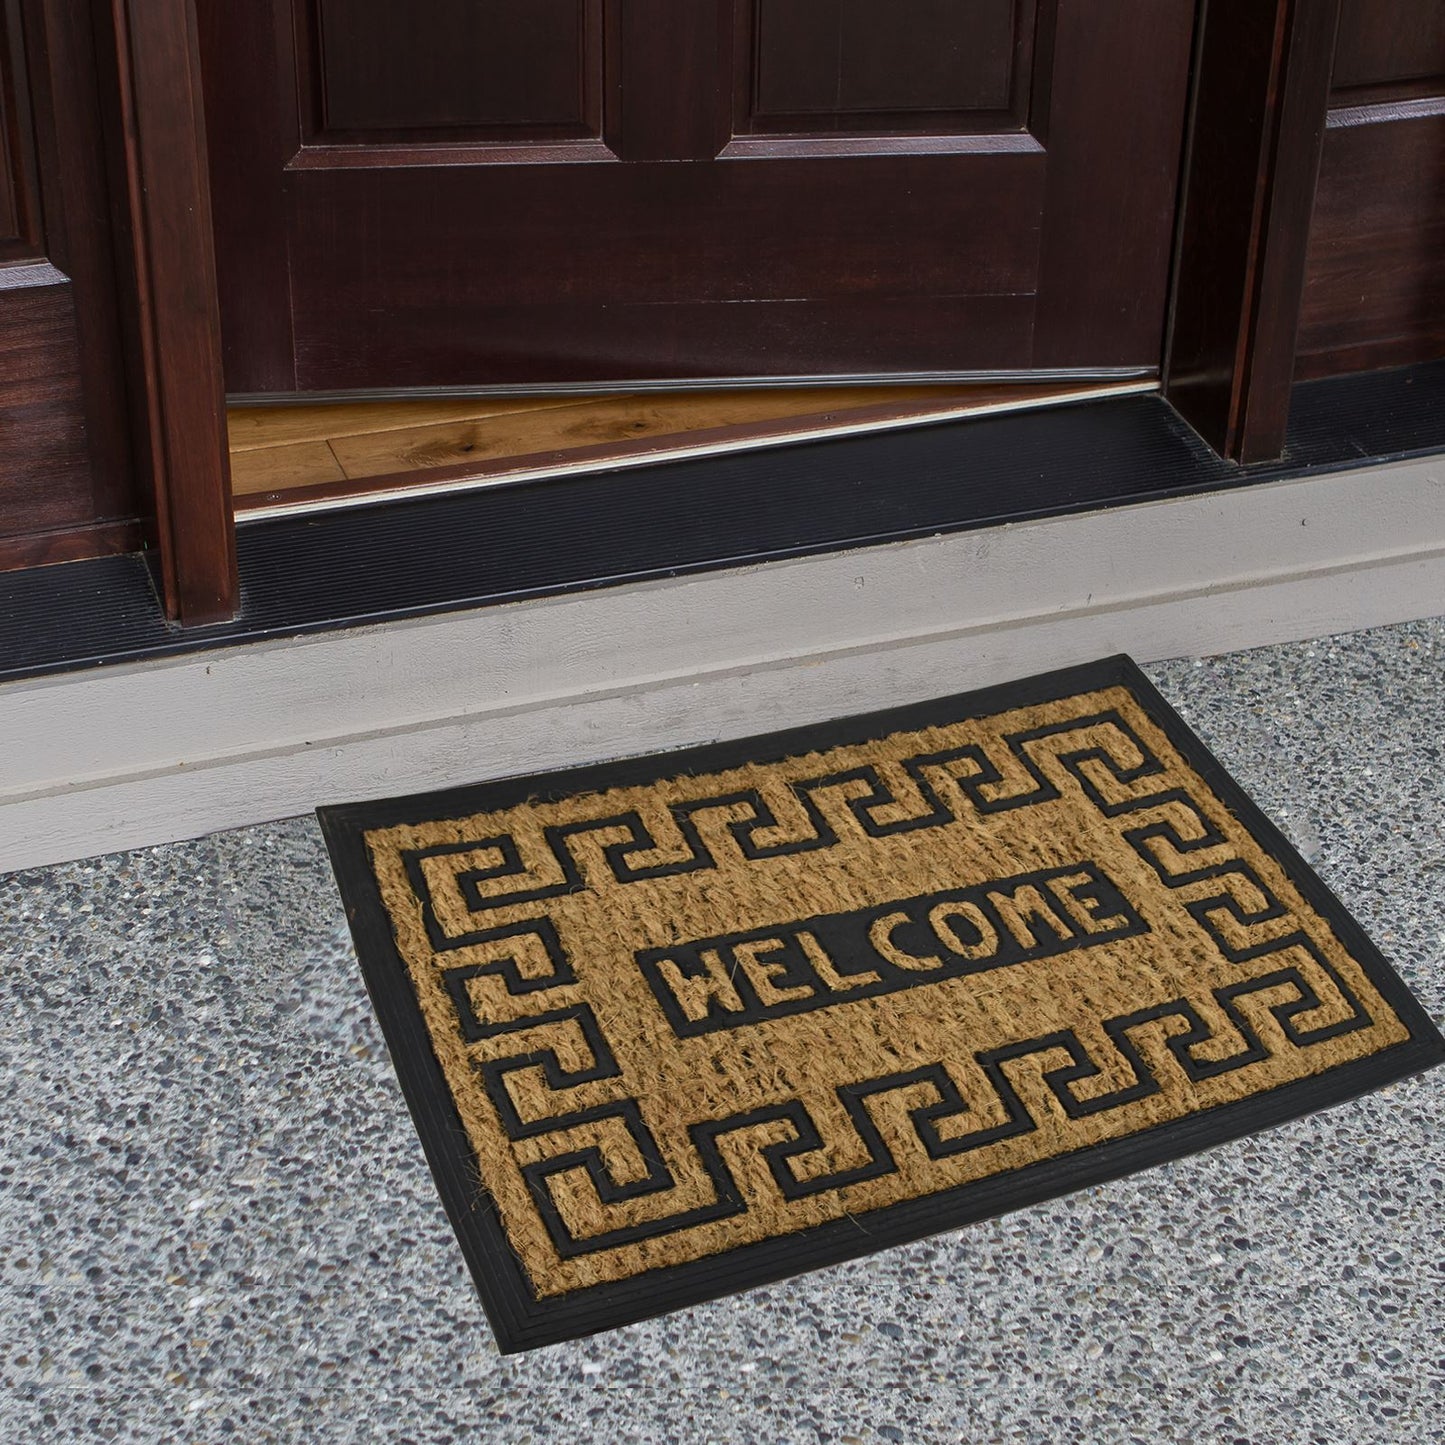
[228,380,1148,515]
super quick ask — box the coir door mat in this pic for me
[318,655,1444,1353]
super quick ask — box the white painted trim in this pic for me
[2,457,1442,871]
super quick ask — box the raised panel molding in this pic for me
[0,0,137,565]
[0,281,94,537]
[738,0,1033,134]
[1331,0,1445,98]
[1297,0,1445,378]
[1296,104,1445,378]
[311,0,603,140]
[0,0,42,258]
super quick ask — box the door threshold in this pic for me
[231,378,1157,521]
[228,367,1156,405]
[5,360,1442,686]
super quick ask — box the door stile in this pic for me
[610,0,733,162]
[1164,0,1346,462]
[100,0,237,624]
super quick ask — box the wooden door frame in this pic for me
[108,0,1344,626]
[100,0,236,625]
[1162,0,1347,462]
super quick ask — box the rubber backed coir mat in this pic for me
[319,655,1444,1352]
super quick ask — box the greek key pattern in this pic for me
[407,710,1182,949]
[422,711,1374,1260]
[450,972,1361,1258]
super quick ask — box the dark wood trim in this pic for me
[101,0,236,624]
[0,516,142,572]
[1163,0,1344,462]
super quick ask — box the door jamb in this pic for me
[100,0,237,625]
[1162,0,1345,463]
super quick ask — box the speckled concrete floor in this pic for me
[2,618,1442,1445]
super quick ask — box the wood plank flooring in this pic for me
[229,381,1146,513]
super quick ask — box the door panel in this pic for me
[1330,0,1445,97]
[0,0,136,566]
[313,0,603,138]
[199,0,1194,395]
[0,5,41,258]
[743,0,1027,130]
[1295,0,1445,378]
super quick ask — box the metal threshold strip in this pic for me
[226,366,1157,406]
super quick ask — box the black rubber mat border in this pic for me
[318,653,1445,1353]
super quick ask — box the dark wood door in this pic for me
[0,0,136,569]
[199,1,1194,396]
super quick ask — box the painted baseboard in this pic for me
[2,457,1442,872]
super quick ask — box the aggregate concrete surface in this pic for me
[2,618,1442,1443]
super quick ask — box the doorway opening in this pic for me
[228,378,1153,518]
